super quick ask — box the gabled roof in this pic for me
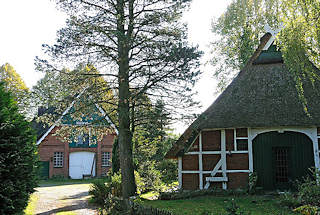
[36,90,118,145]
[166,33,320,158]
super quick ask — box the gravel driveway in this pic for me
[34,183,98,215]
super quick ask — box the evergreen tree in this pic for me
[0,82,38,214]
[37,0,201,200]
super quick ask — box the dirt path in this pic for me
[34,183,98,215]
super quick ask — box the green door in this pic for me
[39,161,49,179]
[253,131,314,190]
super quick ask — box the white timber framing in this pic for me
[182,128,251,190]
[178,157,182,189]
[221,130,227,189]
[199,131,203,189]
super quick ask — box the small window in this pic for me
[54,152,63,167]
[77,134,89,145]
[102,152,111,167]
[236,139,248,150]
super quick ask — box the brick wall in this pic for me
[38,127,115,178]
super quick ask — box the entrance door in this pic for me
[69,152,96,179]
[253,131,314,190]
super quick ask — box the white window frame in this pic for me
[101,152,111,167]
[53,152,63,168]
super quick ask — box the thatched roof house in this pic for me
[166,32,320,190]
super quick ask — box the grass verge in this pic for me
[140,195,298,215]
[24,193,39,215]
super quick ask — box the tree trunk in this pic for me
[117,0,136,200]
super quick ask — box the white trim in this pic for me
[36,90,85,145]
[186,150,248,155]
[178,157,182,189]
[185,133,200,153]
[221,129,227,189]
[234,129,237,151]
[95,104,118,135]
[199,131,203,190]
[206,177,228,182]
[204,159,222,189]
[36,89,118,145]
[248,128,253,172]
[182,170,250,174]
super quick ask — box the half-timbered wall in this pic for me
[179,126,320,190]
[180,128,249,190]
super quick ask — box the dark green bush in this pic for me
[0,82,38,214]
[89,179,112,207]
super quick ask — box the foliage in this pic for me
[293,205,320,215]
[224,198,250,215]
[38,0,202,198]
[0,63,31,116]
[89,179,112,207]
[0,82,38,214]
[210,0,320,98]
[279,192,301,209]
[210,0,282,90]
[296,169,320,207]
[248,172,258,194]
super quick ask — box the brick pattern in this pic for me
[226,129,234,151]
[182,173,199,190]
[202,130,221,151]
[38,126,115,178]
[227,173,249,189]
[182,155,199,171]
[202,154,220,171]
[227,154,249,170]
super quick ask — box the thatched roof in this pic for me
[166,33,320,159]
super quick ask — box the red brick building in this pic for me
[166,32,320,190]
[36,95,117,179]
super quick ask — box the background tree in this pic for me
[211,0,320,109]
[0,63,31,116]
[0,82,37,214]
[37,0,202,199]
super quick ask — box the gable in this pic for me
[36,91,117,145]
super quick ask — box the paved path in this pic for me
[34,183,98,215]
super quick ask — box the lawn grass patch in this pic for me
[140,195,298,215]
[24,193,39,215]
[39,178,103,187]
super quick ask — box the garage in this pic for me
[69,152,96,179]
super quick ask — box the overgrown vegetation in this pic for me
[0,82,38,214]
[279,169,320,214]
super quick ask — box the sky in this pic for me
[0,0,231,133]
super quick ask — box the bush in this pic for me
[0,82,38,214]
[297,171,320,206]
[293,205,320,215]
[89,179,112,207]
[279,192,301,209]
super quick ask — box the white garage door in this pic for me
[69,152,96,179]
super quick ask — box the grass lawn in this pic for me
[39,178,101,187]
[140,195,297,215]
[24,193,39,215]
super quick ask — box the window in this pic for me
[76,134,89,145]
[53,152,63,167]
[102,152,111,167]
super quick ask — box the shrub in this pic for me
[0,82,38,214]
[297,170,320,206]
[89,179,112,207]
[293,205,320,215]
[279,192,301,209]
